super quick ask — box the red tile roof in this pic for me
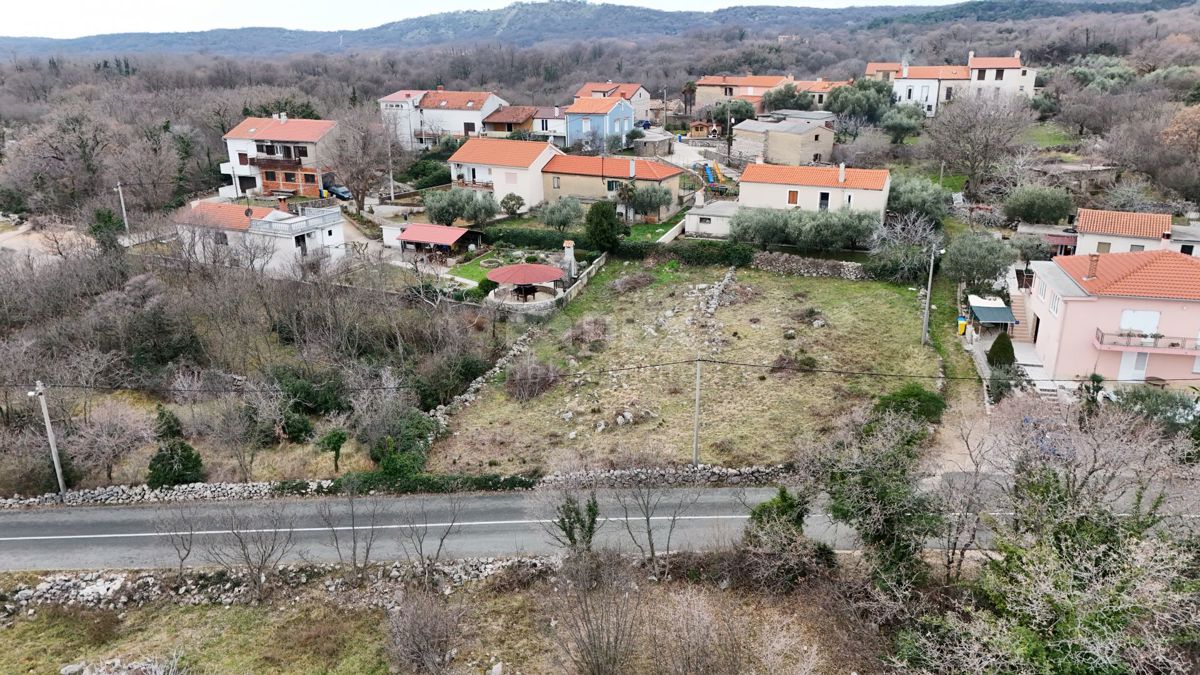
[542,155,682,181]
[901,66,970,80]
[564,97,626,114]
[398,224,469,246]
[419,91,496,111]
[696,74,790,88]
[1076,208,1172,240]
[1056,250,1200,301]
[378,89,427,103]
[739,164,890,191]
[969,55,1023,69]
[483,106,539,124]
[176,202,277,231]
[794,79,852,93]
[574,82,646,100]
[865,62,901,75]
[448,138,557,168]
[223,117,336,143]
[534,106,565,120]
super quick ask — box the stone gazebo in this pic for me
[484,263,565,313]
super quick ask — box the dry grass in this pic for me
[429,263,938,474]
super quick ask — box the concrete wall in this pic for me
[684,210,733,238]
[738,179,889,217]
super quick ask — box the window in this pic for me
[995,69,1005,81]
[817,94,824,104]
[581,118,591,133]
[284,172,297,183]
[214,231,228,246]
[327,230,333,236]
[813,134,820,141]
[723,87,734,96]
[699,217,712,224]
[1037,279,1046,300]
[1130,244,1145,252]
[264,171,277,181]
[463,122,476,134]
[256,143,275,154]
[920,85,929,101]
[906,86,913,100]
[237,152,248,165]
[552,176,560,189]
[303,173,316,184]
[1097,242,1112,253]
[944,86,954,100]
[540,119,549,131]
[607,180,620,191]
[926,104,933,113]
[787,190,798,205]
[812,153,821,162]
[506,123,514,132]
[846,194,853,207]
[1021,69,1027,76]
[1182,244,1195,255]
[1018,85,1025,92]
[295,146,308,158]
[1049,292,1061,316]
[818,191,830,210]
[976,69,985,81]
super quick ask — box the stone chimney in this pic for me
[275,195,289,213]
[1014,49,1021,60]
[756,155,764,164]
[563,239,577,278]
[968,50,975,61]
[694,188,705,207]
[1085,253,1100,280]
[278,111,287,123]
[553,105,560,117]
[901,60,909,78]
[838,163,846,183]
[629,159,636,179]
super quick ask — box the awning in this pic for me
[1045,234,1077,246]
[968,295,1017,324]
[398,224,469,246]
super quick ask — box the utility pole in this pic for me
[691,354,702,466]
[28,381,66,502]
[939,160,945,188]
[113,182,130,233]
[382,107,396,202]
[921,246,942,346]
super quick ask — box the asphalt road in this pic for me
[0,488,867,571]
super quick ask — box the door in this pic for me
[470,167,477,183]
[294,234,307,257]
[1118,351,1149,383]
[463,122,476,135]
[1031,315,1040,343]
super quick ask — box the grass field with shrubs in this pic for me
[428,262,940,474]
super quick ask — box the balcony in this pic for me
[454,179,494,190]
[249,207,342,236]
[1093,328,1200,355]
[249,154,302,169]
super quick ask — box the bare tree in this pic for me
[552,553,643,675]
[385,589,466,675]
[925,97,1034,198]
[317,476,383,585]
[69,398,151,481]
[202,504,297,601]
[320,106,393,214]
[612,485,699,578]
[935,413,988,585]
[155,503,200,580]
[398,492,464,589]
[642,588,751,675]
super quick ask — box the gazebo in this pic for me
[486,263,565,303]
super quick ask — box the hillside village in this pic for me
[3,4,1200,673]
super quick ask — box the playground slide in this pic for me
[712,162,726,183]
[703,165,716,184]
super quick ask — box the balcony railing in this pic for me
[455,179,493,189]
[248,207,342,236]
[249,155,302,169]
[1094,328,1200,353]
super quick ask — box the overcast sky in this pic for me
[8,0,959,39]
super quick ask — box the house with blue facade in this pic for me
[564,97,634,150]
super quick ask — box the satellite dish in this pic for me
[244,207,253,218]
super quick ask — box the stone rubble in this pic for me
[540,463,799,489]
[750,251,867,280]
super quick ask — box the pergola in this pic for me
[486,263,564,302]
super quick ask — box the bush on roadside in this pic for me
[874,383,947,424]
[146,438,204,488]
[386,590,466,674]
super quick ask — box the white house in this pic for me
[218,114,337,199]
[574,81,654,121]
[968,50,1037,100]
[1074,208,1200,256]
[889,64,970,117]
[174,200,346,274]
[737,163,890,218]
[531,106,568,147]
[379,87,508,151]
[684,200,740,238]
[446,138,563,212]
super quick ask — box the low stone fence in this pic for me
[1,480,333,509]
[540,463,798,489]
[425,329,538,430]
[750,251,867,280]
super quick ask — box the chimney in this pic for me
[1013,49,1021,60]
[563,239,577,278]
[756,155,764,164]
[437,85,445,91]
[272,112,280,120]
[553,105,560,117]
[968,50,975,61]
[1161,228,1173,250]
[838,163,846,183]
[275,195,289,213]
[1085,253,1100,280]
[901,60,909,78]
[278,112,287,123]
[629,159,636,179]
[694,189,705,207]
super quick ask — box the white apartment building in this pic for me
[379,87,508,151]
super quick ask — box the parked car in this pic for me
[326,185,352,201]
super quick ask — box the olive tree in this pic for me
[541,197,584,234]
[940,232,1016,290]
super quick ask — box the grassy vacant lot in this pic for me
[1024,121,1078,149]
[0,578,883,674]
[429,262,939,474]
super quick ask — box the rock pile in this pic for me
[0,480,334,510]
[751,251,867,280]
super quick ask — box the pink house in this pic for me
[1018,250,1200,386]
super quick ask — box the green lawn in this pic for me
[627,207,690,242]
[448,255,495,283]
[1025,122,1077,149]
